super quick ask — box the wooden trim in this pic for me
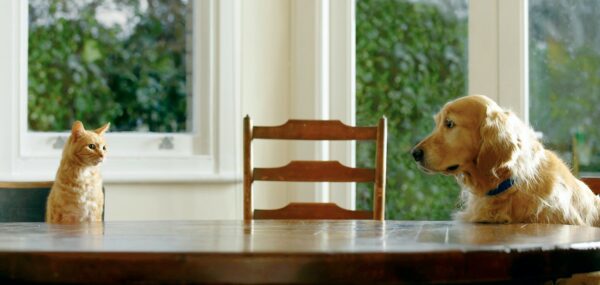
[253,161,374,182]
[0,181,53,189]
[253,202,372,220]
[243,115,253,221]
[581,177,600,195]
[373,117,387,221]
[253,120,377,140]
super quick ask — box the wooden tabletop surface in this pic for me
[1,220,600,284]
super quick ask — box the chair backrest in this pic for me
[244,116,387,221]
[581,177,600,195]
[0,182,53,222]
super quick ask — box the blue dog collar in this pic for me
[486,178,516,196]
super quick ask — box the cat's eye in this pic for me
[103,146,106,151]
[445,119,455,129]
[88,144,96,150]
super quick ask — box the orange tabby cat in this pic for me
[46,121,109,224]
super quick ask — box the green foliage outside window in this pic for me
[356,0,468,220]
[529,0,600,173]
[28,0,189,132]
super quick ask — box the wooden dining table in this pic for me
[1,220,600,284]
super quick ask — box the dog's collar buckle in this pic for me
[486,178,516,196]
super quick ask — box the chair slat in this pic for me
[253,120,377,140]
[253,161,375,182]
[253,203,373,220]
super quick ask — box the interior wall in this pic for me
[106,0,291,221]
[241,0,292,211]
[106,183,238,220]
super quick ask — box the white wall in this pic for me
[106,183,239,220]
[106,0,292,220]
[241,0,292,211]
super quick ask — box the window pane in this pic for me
[529,0,600,174]
[28,0,191,132]
[356,0,468,219]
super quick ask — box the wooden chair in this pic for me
[581,177,600,195]
[0,182,54,222]
[244,116,387,220]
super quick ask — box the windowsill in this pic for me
[0,173,242,184]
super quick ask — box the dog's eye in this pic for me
[445,119,455,129]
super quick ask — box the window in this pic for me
[0,0,239,182]
[356,0,468,220]
[353,0,599,220]
[28,0,192,133]
[26,0,199,160]
[529,0,600,175]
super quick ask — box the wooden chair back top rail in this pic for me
[581,177,600,195]
[253,161,375,182]
[253,203,373,220]
[252,119,377,140]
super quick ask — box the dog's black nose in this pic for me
[412,148,424,162]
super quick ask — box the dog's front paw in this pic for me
[454,210,511,224]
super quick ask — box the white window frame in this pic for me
[469,0,529,121]
[474,0,600,178]
[289,0,356,210]
[0,0,240,183]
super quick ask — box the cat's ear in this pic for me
[71,121,85,142]
[95,122,110,136]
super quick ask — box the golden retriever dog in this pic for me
[411,94,600,226]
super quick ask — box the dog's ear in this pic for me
[476,107,519,178]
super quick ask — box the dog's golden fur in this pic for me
[412,95,600,226]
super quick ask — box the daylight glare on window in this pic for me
[28,0,191,133]
[529,0,600,175]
